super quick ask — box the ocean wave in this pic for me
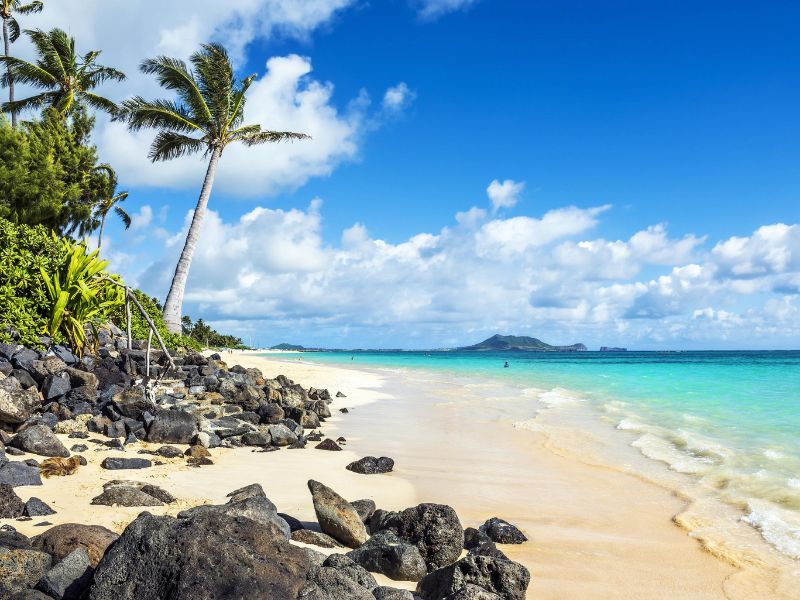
[616,418,646,432]
[742,500,800,559]
[631,433,711,475]
[537,387,583,408]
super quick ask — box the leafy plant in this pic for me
[1,0,44,127]
[39,235,123,355]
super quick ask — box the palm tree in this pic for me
[92,168,131,252]
[0,0,42,127]
[121,43,310,333]
[0,27,124,117]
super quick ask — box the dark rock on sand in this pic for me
[111,387,153,420]
[23,498,56,517]
[86,510,309,600]
[31,523,118,567]
[336,391,346,398]
[11,426,70,458]
[91,485,164,507]
[347,456,394,475]
[155,445,183,459]
[415,555,530,600]
[267,424,298,446]
[0,461,43,487]
[278,512,304,532]
[323,553,378,590]
[178,483,290,540]
[479,518,527,545]
[291,529,342,548]
[241,431,271,447]
[302,565,373,600]
[467,542,508,561]
[351,499,377,522]
[373,587,415,600]
[0,483,25,517]
[347,529,427,582]
[340,408,349,413]
[442,584,504,599]
[308,479,368,548]
[146,409,197,444]
[100,458,151,470]
[0,545,52,598]
[315,439,342,451]
[463,527,491,550]
[184,444,210,458]
[69,445,88,453]
[0,388,40,424]
[383,503,464,572]
[42,373,71,401]
[36,547,93,600]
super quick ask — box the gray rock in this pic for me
[304,565,374,600]
[257,403,284,424]
[0,461,43,487]
[442,584,504,599]
[11,426,70,458]
[11,369,37,390]
[31,524,118,567]
[0,387,40,424]
[111,387,154,420]
[146,409,197,444]
[373,587,415,600]
[42,373,71,401]
[463,527,491,550]
[178,483,290,539]
[91,486,164,507]
[36,547,93,600]
[86,510,309,600]
[291,529,343,548]
[347,530,427,582]
[241,431,271,446]
[347,456,395,475]
[155,445,183,459]
[0,546,52,598]
[415,556,530,600]
[8,589,55,599]
[468,542,508,561]
[100,458,152,470]
[192,431,221,449]
[315,439,342,451]
[140,484,176,504]
[23,497,56,517]
[0,482,25,517]
[384,504,464,572]
[323,553,378,590]
[308,479,368,548]
[352,499,377,522]
[278,512,304,532]
[300,547,327,569]
[267,424,297,446]
[479,518,527,545]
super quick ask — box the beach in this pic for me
[6,350,797,598]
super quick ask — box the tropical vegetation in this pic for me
[120,43,309,333]
[1,0,43,127]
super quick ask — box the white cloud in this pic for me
[118,198,799,349]
[487,179,525,212]
[129,205,153,230]
[415,0,479,20]
[383,82,415,112]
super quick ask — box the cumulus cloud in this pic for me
[119,198,800,349]
[129,205,153,230]
[487,179,525,212]
[415,0,479,20]
[383,82,416,112]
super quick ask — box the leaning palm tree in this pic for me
[121,43,310,333]
[92,168,131,252]
[0,0,42,127]
[0,27,124,117]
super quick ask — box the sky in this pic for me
[9,0,800,349]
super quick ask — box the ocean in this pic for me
[266,349,800,562]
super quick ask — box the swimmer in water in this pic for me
[504,361,509,368]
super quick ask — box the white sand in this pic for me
[3,350,796,598]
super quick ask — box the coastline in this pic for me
[4,350,796,598]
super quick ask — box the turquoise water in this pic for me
[268,350,800,558]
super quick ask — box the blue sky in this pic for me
[14,0,800,349]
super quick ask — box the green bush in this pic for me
[110,289,202,352]
[0,218,64,346]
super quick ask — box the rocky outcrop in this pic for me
[11,426,70,458]
[415,555,530,600]
[346,530,427,581]
[380,503,464,572]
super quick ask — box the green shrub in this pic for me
[0,218,64,346]
[110,289,202,352]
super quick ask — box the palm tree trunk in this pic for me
[1,17,14,128]
[97,214,106,252]
[162,146,222,334]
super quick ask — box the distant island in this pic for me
[600,346,627,352]
[458,334,587,352]
[269,343,307,351]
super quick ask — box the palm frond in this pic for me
[140,55,212,126]
[2,91,55,113]
[149,130,205,162]
[82,91,119,116]
[7,17,20,43]
[226,73,255,132]
[192,43,233,131]
[0,54,58,87]
[16,2,44,15]
[120,96,203,133]
[83,64,126,86]
[114,204,131,229]
[237,129,311,146]
[26,28,68,81]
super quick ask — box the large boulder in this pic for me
[443,584,504,599]
[42,373,71,401]
[383,504,464,572]
[87,510,309,600]
[0,482,25,517]
[177,483,290,539]
[347,530,427,582]
[0,387,39,424]
[302,565,374,600]
[479,518,527,545]
[111,387,154,420]
[31,524,118,567]
[415,556,530,600]
[0,546,52,598]
[146,409,197,444]
[308,480,368,548]
[11,425,70,458]
[267,424,297,446]
[91,486,165,507]
[323,553,377,590]
[0,461,43,487]
[346,456,395,475]
[36,547,93,600]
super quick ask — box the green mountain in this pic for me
[459,334,587,352]
[270,343,306,351]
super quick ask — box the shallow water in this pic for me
[268,350,800,564]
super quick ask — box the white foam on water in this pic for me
[616,418,646,432]
[671,429,732,463]
[764,449,787,461]
[512,418,544,433]
[537,387,583,408]
[742,500,800,559]
[788,478,800,490]
[631,433,711,475]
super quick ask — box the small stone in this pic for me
[340,408,349,413]
[70,445,88,453]
[336,391,346,397]
[479,517,528,545]
[351,499,377,522]
[373,586,415,600]
[100,457,152,470]
[347,456,395,475]
[184,445,211,458]
[315,439,342,451]
[23,498,55,517]
[155,445,183,458]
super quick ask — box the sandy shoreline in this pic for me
[3,350,797,598]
